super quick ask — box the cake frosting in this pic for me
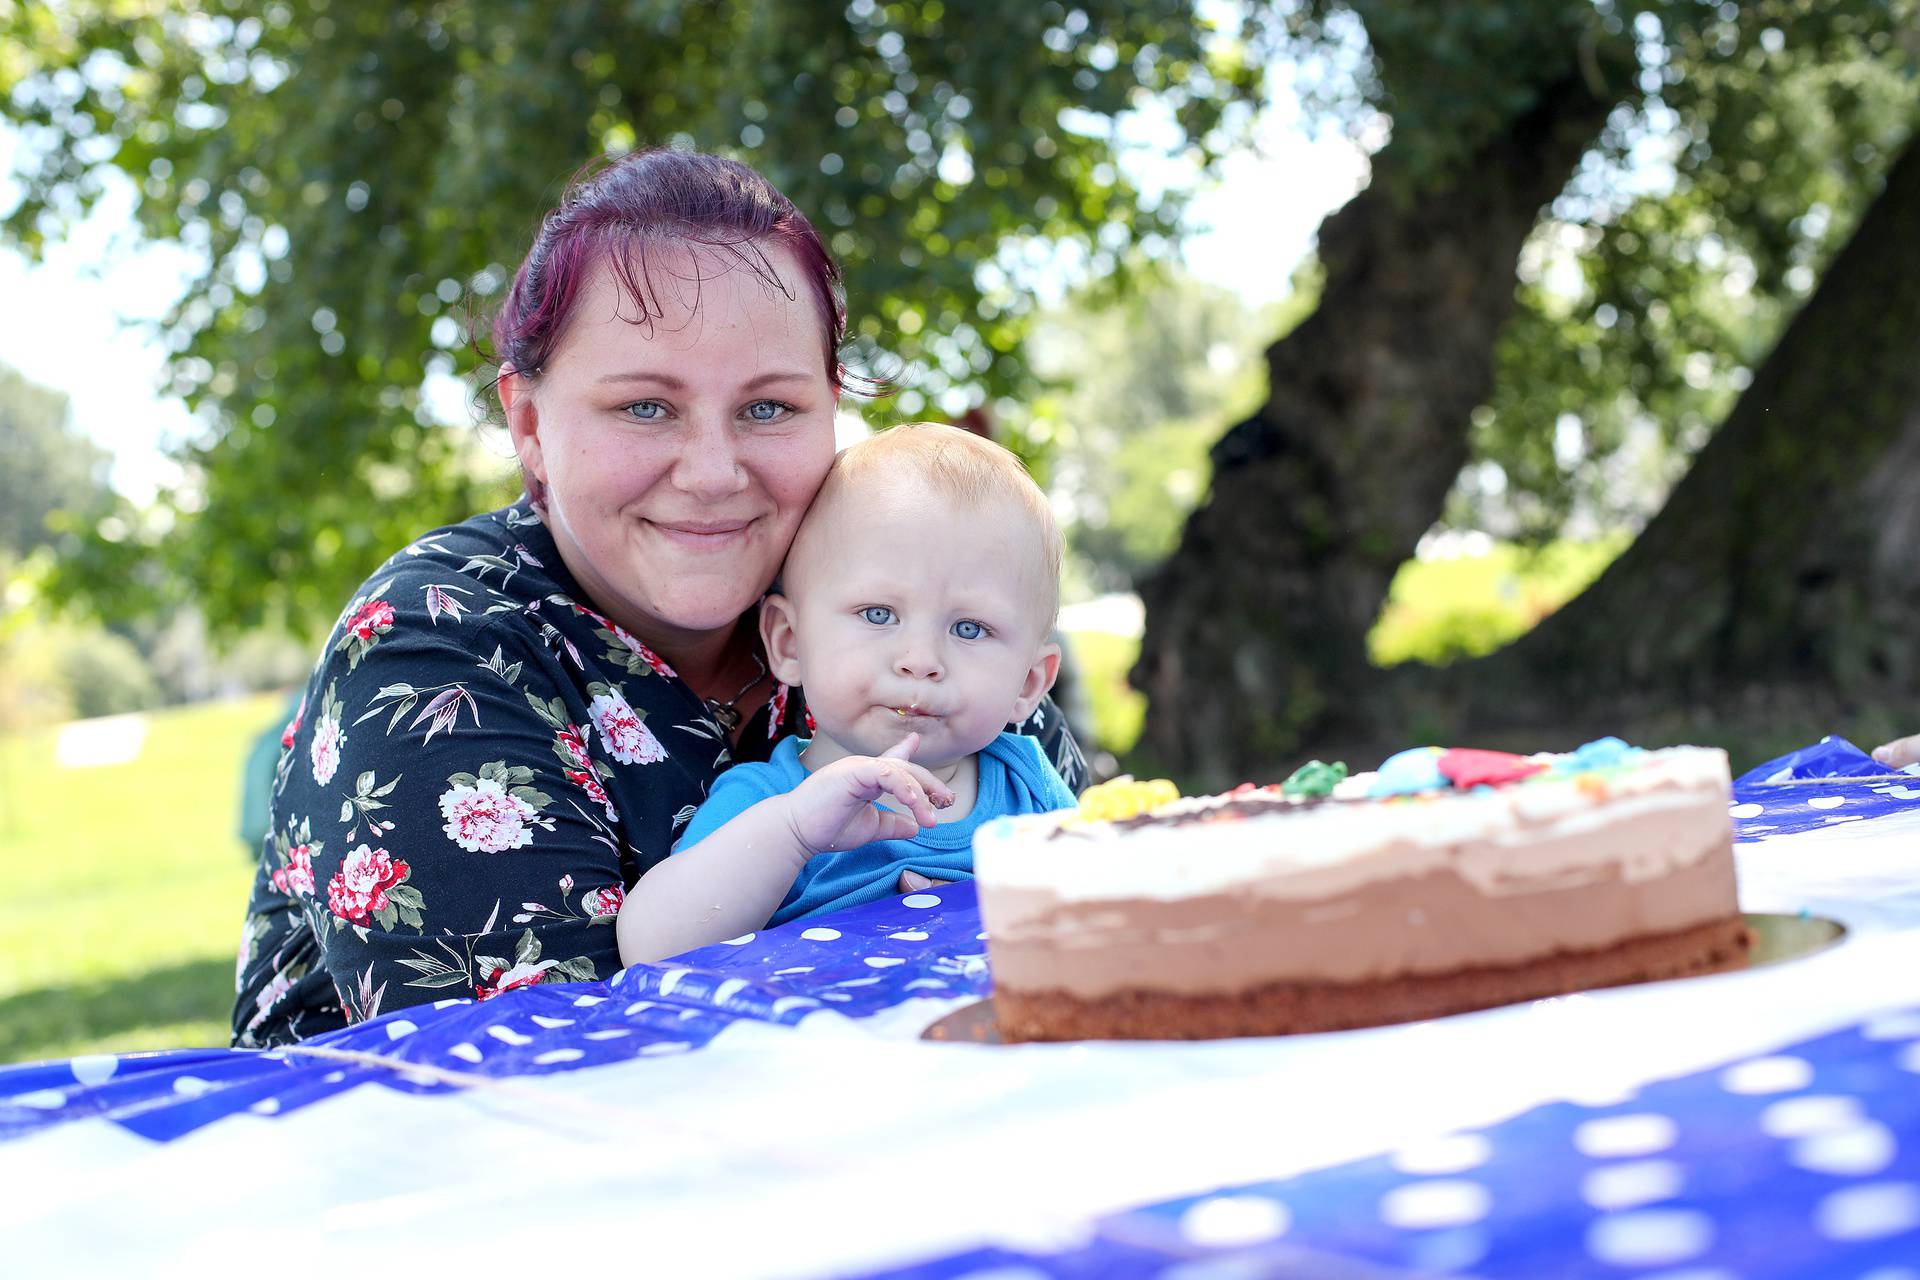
[976,741,1750,1041]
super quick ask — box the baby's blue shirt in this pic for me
[674,732,1077,925]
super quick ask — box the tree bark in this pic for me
[1131,63,1620,789]
[1471,126,1920,717]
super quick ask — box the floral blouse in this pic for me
[232,501,1087,1048]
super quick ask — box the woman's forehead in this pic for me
[550,241,828,375]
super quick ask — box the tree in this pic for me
[1133,1,1919,785]
[0,363,108,557]
[1024,266,1300,593]
[1481,129,1920,720]
[2,0,1267,634]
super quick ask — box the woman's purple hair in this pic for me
[489,148,849,389]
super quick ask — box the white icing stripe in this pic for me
[975,747,1732,904]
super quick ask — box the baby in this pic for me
[617,423,1077,964]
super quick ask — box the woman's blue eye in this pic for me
[860,606,895,626]
[622,400,666,422]
[952,619,988,640]
[745,399,793,422]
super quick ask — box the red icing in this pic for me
[1438,748,1546,789]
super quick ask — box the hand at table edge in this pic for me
[1872,733,1920,770]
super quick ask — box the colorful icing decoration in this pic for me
[1437,748,1546,789]
[1568,736,1639,770]
[1076,776,1180,823]
[1369,747,1448,797]
[1280,759,1348,799]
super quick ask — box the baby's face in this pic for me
[768,480,1056,768]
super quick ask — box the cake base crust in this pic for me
[992,915,1753,1043]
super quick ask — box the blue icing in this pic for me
[1369,747,1446,797]
[1567,736,1640,771]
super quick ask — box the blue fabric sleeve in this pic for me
[673,763,792,854]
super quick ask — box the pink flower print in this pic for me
[326,845,410,926]
[580,883,625,918]
[475,960,551,1002]
[565,767,618,822]
[590,690,666,765]
[620,630,676,678]
[555,724,593,771]
[310,710,344,785]
[438,778,538,852]
[270,844,316,897]
[280,695,307,750]
[345,598,396,641]
[767,683,790,732]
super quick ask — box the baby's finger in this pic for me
[874,763,939,827]
[874,809,920,841]
[880,732,920,762]
[900,762,957,809]
[1873,734,1920,770]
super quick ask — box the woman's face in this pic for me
[502,244,839,654]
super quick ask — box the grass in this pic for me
[1066,537,1632,761]
[0,691,283,1066]
[1370,536,1629,667]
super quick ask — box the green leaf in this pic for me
[403,969,474,990]
[513,929,540,966]
[510,787,552,809]
[447,771,479,788]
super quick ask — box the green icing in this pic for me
[1282,759,1348,799]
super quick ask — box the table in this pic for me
[5,749,1920,1277]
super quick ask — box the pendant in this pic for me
[707,700,742,734]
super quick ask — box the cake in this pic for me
[974,739,1751,1043]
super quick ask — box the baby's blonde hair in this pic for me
[802,422,1062,627]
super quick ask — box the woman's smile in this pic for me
[648,517,757,551]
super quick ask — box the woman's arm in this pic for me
[244,584,660,1034]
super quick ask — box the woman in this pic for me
[233,150,1085,1047]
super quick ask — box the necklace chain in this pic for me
[704,653,769,734]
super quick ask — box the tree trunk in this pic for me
[1471,127,1920,719]
[1131,63,1620,789]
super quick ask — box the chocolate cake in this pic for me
[974,740,1750,1043]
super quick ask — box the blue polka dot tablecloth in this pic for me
[5,741,1920,1277]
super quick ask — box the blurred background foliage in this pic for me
[0,0,1911,748]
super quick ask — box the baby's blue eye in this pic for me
[860,606,895,626]
[952,619,988,640]
[622,400,667,422]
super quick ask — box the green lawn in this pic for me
[0,691,284,1066]
[1064,539,1629,761]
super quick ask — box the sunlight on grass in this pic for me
[0,691,284,1065]
[1063,537,1629,759]
[1369,536,1628,667]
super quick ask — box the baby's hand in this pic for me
[784,734,956,853]
[1873,734,1920,771]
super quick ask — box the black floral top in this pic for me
[232,502,1086,1048]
